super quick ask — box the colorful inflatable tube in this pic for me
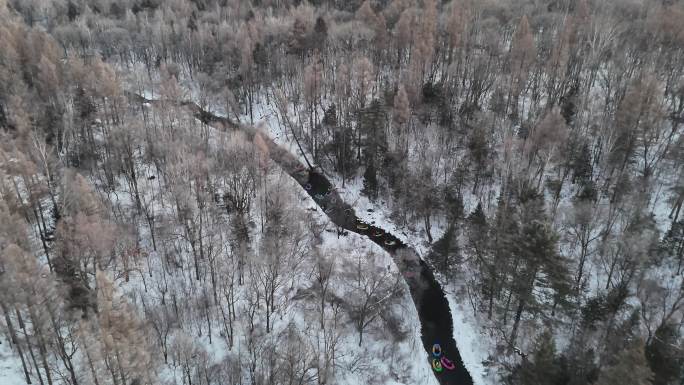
[440,357,455,370]
[432,358,443,372]
[432,344,442,357]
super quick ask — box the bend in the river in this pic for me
[299,172,474,385]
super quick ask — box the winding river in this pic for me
[131,92,474,384]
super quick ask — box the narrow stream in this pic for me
[130,92,474,384]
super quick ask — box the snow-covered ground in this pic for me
[0,341,24,385]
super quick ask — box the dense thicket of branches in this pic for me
[1,0,683,384]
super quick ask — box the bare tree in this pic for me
[344,250,403,346]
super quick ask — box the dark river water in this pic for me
[301,171,474,385]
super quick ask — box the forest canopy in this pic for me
[0,0,683,384]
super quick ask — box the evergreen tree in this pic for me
[576,179,598,202]
[489,194,518,319]
[444,187,464,225]
[429,224,460,277]
[468,202,488,232]
[646,323,683,385]
[468,126,489,191]
[596,340,654,385]
[381,150,404,195]
[362,160,378,200]
[467,202,496,315]
[358,100,387,164]
[506,185,571,346]
[323,103,337,127]
[312,16,328,51]
[392,84,410,154]
[561,345,600,385]
[513,329,562,385]
[325,104,356,179]
[602,310,643,367]
[572,142,593,184]
[661,220,684,273]
[336,130,357,180]
[467,203,488,252]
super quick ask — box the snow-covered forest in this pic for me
[0,0,682,384]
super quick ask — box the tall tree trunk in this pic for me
[16,308,45,385]
[83,344,100,385]
[27,306,53,385]
[509,296,526,348]
[48,312,78,385]
[0,301,32,384]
